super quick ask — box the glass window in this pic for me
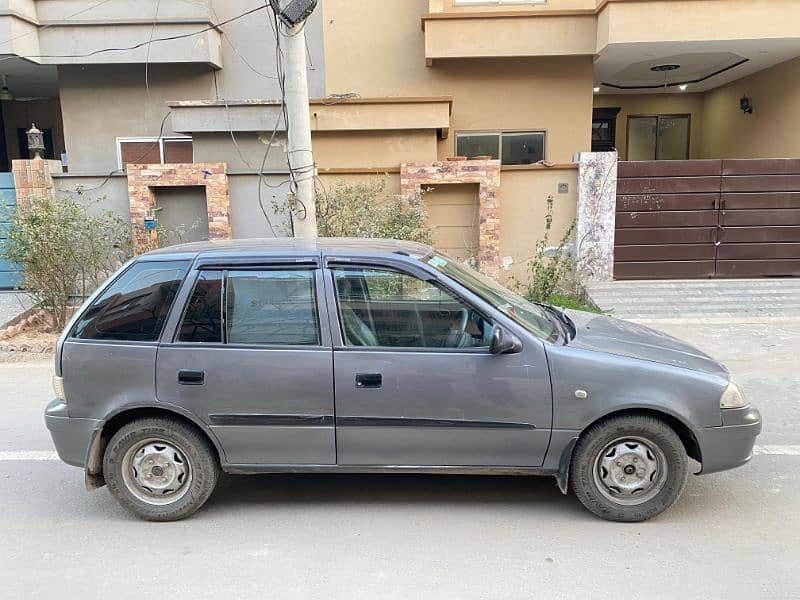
[500,132,545,165]
[456,134,499,160]
[456,131,545,164]
[333,267,493,349]
[627,115,689,160]
[225,270,319,346]
[71,260,189,341]
[178,271,222,343]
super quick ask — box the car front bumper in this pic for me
[44,399,101,468]
[696,404,762,474]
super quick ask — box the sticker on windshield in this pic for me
[427,256,448,268]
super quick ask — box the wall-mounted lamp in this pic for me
[593,86,600,93]
[740,96,753,114]
[679,84,688,91]
[26,123,45,159]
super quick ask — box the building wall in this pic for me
[499,168,577,282]
[51,172,289,240]
[323,0,593,164]
[58,64,215,175]
[701,56,800,160]
[56,1,326,175]
[321,0,590,272]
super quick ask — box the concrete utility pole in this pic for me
[278,0,318,238]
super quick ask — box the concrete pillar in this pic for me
[575,151,618,282]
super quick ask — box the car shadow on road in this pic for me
[204,472,587,515]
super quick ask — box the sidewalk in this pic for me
[585,279,800,322]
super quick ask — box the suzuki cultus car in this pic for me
[46,239,761,521]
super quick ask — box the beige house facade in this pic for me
[2,0,800,286]
[315,0,800,279]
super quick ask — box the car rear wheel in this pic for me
[103,417,219,521]
[570,414,688,522]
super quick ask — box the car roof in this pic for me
[139,237,434,262]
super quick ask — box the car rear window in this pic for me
[71,260,190,342]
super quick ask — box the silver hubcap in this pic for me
[121,439,192,505]
[593,436,667,506]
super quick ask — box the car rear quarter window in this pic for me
[225,269,320,346]
[71,260,190,342]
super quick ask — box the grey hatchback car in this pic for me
[45,238,761,522]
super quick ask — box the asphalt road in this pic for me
[1,319,798,599]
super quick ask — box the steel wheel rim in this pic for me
[592,436,668,506]
[121,438,192,506]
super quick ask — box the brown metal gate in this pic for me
[615,159,800,279]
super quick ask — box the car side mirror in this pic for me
[489,324,522,355]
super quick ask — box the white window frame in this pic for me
[116,136,193,170]
[455,130,546,165]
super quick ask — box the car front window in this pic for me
[425,253,559,341]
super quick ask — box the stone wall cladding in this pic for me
[401,160,501,278]
[126,163,231,252]
[12,158,61,211]
[575,152,617,282]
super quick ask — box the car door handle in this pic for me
[355,373,382,389]
[178,370,205,385]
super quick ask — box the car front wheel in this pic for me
[103,417,219,521]
[570,414,688,522]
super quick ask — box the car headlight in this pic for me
[720,380,746,409]
[52,376,66,404]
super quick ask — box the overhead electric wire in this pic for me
[0,4,270,65]
[0,0,118,50]
[144,0,162,101]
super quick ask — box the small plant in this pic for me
[275,177,433,244]
[512,196,600,313]
[1,192,133,329]
[517,195,576,303]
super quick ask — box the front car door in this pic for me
[156,260,335,467]
[324,257,552,467]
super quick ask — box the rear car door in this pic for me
[324,259,552,467]
[61,259,190,421]
[156,260,335,467]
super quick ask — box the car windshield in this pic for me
[425,253,559,341]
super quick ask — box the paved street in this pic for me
[2,317,799,599]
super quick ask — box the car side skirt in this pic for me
[223,464,558,477]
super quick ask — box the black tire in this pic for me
[103,417,219,522]
[570,414,688,522]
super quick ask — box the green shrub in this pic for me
[278,177,433,244]
[1,194,132,329]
